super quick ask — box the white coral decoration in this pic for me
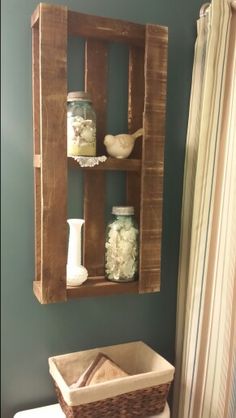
[105,217,138,281]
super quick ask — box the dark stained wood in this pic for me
[35,155,141,171]
[83,40,108,277]
[128,46,145,159]
[39,4,68,303]
[68,157,141,171]
[83,172,106,277]
[31,4,168,303]
[32,24,41,284]
[139,24,168,293]
[126,171,141,226]
[127,46,144,231]
[67,277,138,298]
[85,40,108,156]
[68,10,145,47]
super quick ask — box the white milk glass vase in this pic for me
[67,219,88,286]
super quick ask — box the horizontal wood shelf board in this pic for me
[68,157,141,171]
[67,278,139,298]
[34,155,141,171]
[68,10,145,47]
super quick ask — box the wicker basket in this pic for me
[49,341,174,418]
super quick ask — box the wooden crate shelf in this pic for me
[31,3,168,304]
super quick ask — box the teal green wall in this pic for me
[1,0,202,416]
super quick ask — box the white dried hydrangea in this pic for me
[105,216,138,281]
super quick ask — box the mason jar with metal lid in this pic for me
[105,206,139,282]
[67,91,96,157]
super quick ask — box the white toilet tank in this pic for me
[14,402,170,417]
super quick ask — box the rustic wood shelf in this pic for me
[34,155,141,171]
[31,3,168,304]
[33,278,139,303]
[67,278,139,299]
[68,157,142,171]
[34,154,141,171]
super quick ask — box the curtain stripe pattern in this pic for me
[173,1,236,417]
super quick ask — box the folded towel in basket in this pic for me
[70,352,128,389]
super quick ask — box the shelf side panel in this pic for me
[139,24,168,293]
[39,4,68,303]
[83,40,108,277]
[32,24,41,283]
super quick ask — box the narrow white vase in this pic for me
[67,219,88,286]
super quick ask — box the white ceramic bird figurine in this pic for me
[104,128,143,159]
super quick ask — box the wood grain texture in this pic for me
[67,278,138,298]
[128,46,145,159]
[31,5,168,302]
[83,40,108,277]
[68,10,145,47]
[127,46,144,235]
[83,172,106,277]
[32,24,41,283]
[139,24,168,293]
[85,40,108,156]
[39,4,68,303]
[68,157,141,171]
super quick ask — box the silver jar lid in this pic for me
[67,91,92,102]
[112,206,134,216]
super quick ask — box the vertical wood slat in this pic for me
[127,47,144,230]
[32,21,41,284]
[139,24,168,293]
[128,47,145,159]
[39,4,68,303]
[84,40,108,277]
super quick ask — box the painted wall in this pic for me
[1,0,202,416]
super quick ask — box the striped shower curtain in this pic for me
[173,0,236,417]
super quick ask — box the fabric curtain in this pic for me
[173,1,236,417]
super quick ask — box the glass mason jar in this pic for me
[105,206,139,282]
[67,91,96,157]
